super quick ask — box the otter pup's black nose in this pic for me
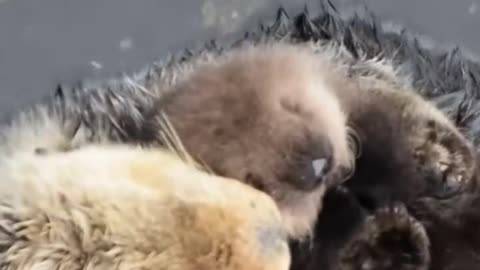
[299,157,332,189]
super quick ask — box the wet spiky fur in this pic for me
[1,1,480,270]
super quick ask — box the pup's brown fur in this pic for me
[320,64,477,270]
[141,43,357,240]
[0,144,290,270]
[328,60,477,207]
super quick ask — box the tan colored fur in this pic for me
[155,43,355,240]
[0,144,290,270]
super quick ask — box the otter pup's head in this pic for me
[149,44,356,240]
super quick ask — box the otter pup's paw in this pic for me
[413,119,476,199]
[337,203,430,270]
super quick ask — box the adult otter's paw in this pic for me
[337,203,430,270]
[413,118,476,199]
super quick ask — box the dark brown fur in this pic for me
[405,154,480,270]
[336,202,430,270]
[291,51,477,270]
[290,191,430,270]
[329,75,478,208]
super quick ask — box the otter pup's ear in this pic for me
[347,126,362,159]
[327,164,355,190]
[324,126,360,188]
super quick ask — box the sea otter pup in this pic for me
[143,41,476,212]
[137,43,357,240]
[133,42,472,270]
[141,42,476,244]
[0,143,290,270]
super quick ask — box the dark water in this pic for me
[0,0,478,115]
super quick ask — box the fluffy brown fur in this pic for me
[0,143,290,270]
[326,62,478,207]
[139,43,357,240]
